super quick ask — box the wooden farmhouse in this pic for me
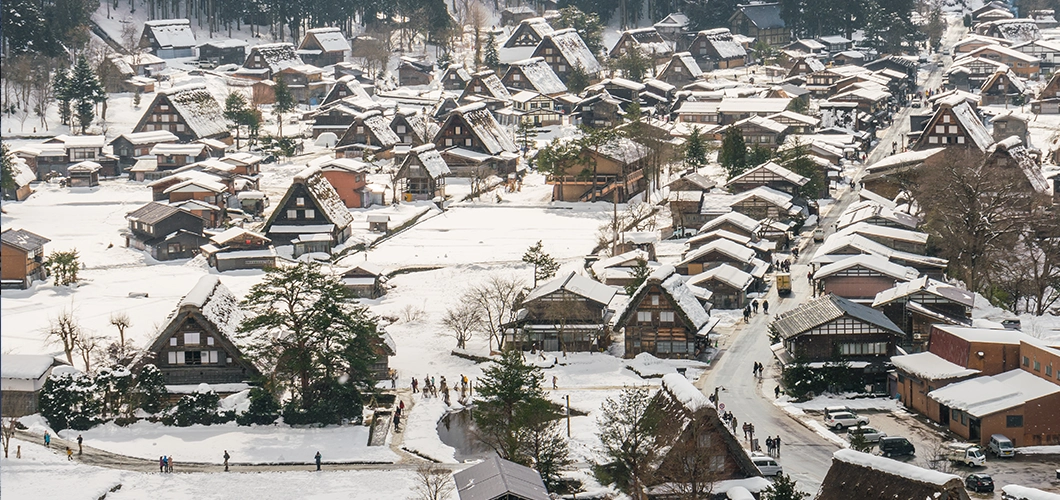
[108,130,179,167]
[1,229,49,289]
[724,161,808,197]
[503,17,554,48]
[729,2,788,47]
[335,110,401,159]
[531,29,602,83]
[132,84,231,143]
[687,264,754,309]
[124,202,208,261]
[197,39,247,66]
[689,28,747,69]
[321,76,371,107]
[139,19,195,58]
[200,227,276,272]
[617,266,718,359]
[297,27,349,67]
[548,137,647,203]
[978,69,1027,106]
[699,212,763,240]
[728,185,799,221]
[1030,71,1060,113]
[433,102,520,174]
[817,449,971,500]
[340,262,386,299]
[397,57,433,86]
[147,275,262,388]
[912,100,994,151]
[236,43,304,80]
[440,65,472,91]
[655,52,704,88]
[501,57,568,96]
[608,27,673,65]
[813,254,920,301]
[395,144,451,201]
[389,110,440,148]
[502,272,617,352]
[1,159,35,201]
[719,115,789,150]
[891,349,982,423]
[461,70,514,108]
[643,374,762,495]
[835,222,929,254]
[453,455,549,500]
[872,276,975,348]
[262,166,355,249]
[67,161,102,187]
[771,294,904,372]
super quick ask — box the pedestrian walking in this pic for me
[391,371,397,389]
[749,423,755,441]
[775,436,781,456]
[766,436,774,455]
[552,375,558,390]
[742,422,750,440]
[315,451,322,471]
[223,450,230,472]
[67,447,73,461]
[775,385,781,398]
[168,456,174,473]
[162,456,169,472]
[411,377,418,393]
[399,400,405,412]
[160,456,165,473]
[743,306,751,323]
[762,300,769,314]
[731,417,738,433]
[16,445,20,458]
[77,434,83,455]
[44,431,50,448]
[394,411,402,430]
[751,299,759,313]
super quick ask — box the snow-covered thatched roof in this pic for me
[543,29,601,74]
[143,19,196,49]
[158,84,230,139]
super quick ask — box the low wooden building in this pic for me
[814,254,920,301]
[817,449,971,500]
[655,52,704,88]
[771,293,904,370]
[453,455,549,500]
[891,351,981,423]
[617,266,718,359]
[200,228,276,272]
[1,354,64,417]
[548,137,647,203]
[397,57,433,86]
[689,28,747,70]
[502,272,617,352]
[139,19,196,58]
[872,277,975,349]
[262,166,355,247]
[132,84,231,143]
[686,264,754,310]
[531,29,602,83]
[108,130,180,167]
[0,229,49,289]
[341,262,385,298]
[147,275,262,386]
[197,39,247,66]
[297,27,349,67]
[728,2,788,47]
[396,144,451,201]
[124,202,208,261]
[724,161,808,197]
[67,161,101,188]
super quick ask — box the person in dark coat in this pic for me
[315,451,322,471]
[77,434,83,455]
[223,450,230,472]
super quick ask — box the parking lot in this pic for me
[804,408,1060,497]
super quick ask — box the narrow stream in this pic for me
[436,410,494,462]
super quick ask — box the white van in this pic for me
[988,434,1015,458]
[751,454,783,476]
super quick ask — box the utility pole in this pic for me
[566,394,571,437]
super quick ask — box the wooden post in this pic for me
[566,394,571,438]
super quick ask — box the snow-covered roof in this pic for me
[508,57,568,95]
[115,130,179,146]
[891,352,980,380]
[837,222,928,245]
[467,71,513,101]
[660,52,703,80]
[726,161,808,187]
[453,455,549,500]
[151,143,207,156]
[175,275,245,341]
[836,201,921,230]
[590,249,649,277]
[292,166,355,229]
[687,264,754,291]
[302,27,350,53]
[695,28,747,60]
[318,157,369,173]
[658,267,713,332]
[450,102,519,155]
[735,3,785,29]
[681,237,756,265]
[699,211,761,234]
[0,354,57,380]
[523,271,617,306]
[730,185,794,210]
[928,369,1060,417]
[159,84,230,139]
[772,294,903,340]
[872,276,975,308]
[597,137,648,164]
[654,13,689,29]
[1001,485,1060,500]
[248,43,304,72]
[931,325,1027,344]
[812,234,947,269]
[51,134,106,148]
[718,97,792,114]
[544,29,601,74]
[144,19,196,49]
[832,449,961,486]
[68,161,102,173]
[210,227,269,245]
[865,148,945,175]
[815,254,920,281]
[949,100,995,152]
[409,143,451,178]
[687,229,751,248]
[661,372,714,412]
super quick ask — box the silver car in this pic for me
[847,426,886,443]
[751,455,783,476]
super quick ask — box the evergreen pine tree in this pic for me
[684,126,707,171]
[69,55,106,134]
[516,120,539,154]
[236,387,281,426]
[135,364,169,414]
[473,349,552,461]
[225,92,249,149]
[484,32,500,70]
[623,258,652,296]
[848,424,872,453]
[171,388,222,426]
[719,126,748,178]
[39,368,102,430]
[566,63,591,95]
[1,143,16,192]
[762,473,808,500]
[272,79,295,137]
[53,70,73,126]
[522,240,560,287]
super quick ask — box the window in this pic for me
[170,337,178,346]
[296,197,305,206]
[474,86,482,92]
[186,351,202,365]
[1034,360,1041,371]
[960,412,967,425]
[558,64,567,72]
[305,209,315,219]
[657,341,671,353]
[952,408,959,420]
[445,138,453,146]
[454,126,462,134]
[184,332,200,345]
[168,243,182,254]
[396,125,406,133]
[957,136,965,144]
[209,351,219,363]
[660,311,675,323]
[1024,356,1030,366]
[637,311,652,323]
[943,115,950,123]
[651,295,660,305]
[1006,415,1024,427]
[207,337,214,346]
[287,209,298,219]
[176,351,186,364]
[674,66,682,73]
[176,124,185,132]
[936,125,946,133]
[168,351,177,364]
[356,126,364,134]
[513,73,521,81]
[948,125,958,134]
[1047,365,1053,377]
[465,138,473,147]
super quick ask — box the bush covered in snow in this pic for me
[236,388,280,426]
[39,367,103,431]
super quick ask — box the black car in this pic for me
[878,436,916,457]
[965,473,994,493]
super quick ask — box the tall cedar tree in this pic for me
[719,126,747,178]
[483,31,500,70]
[1,144,16,192]
[272,79,295,138]
[778,140,826,199]
[596,386,659,496]
[69,55,106,134]
[566,63,592,95]
[516,120,539,153]
[614,48,650,81]
[623,258,652,296]
[684,126,707,171]
[762,473,808,500]
[522,240,560,287]
[537,139,584,198]
[473,349,553,461]
[239,261,381,412]
[53,70,73,126]
[225,92,249,148]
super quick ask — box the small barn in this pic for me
[341,262,386,298]
[817,449,970,500]
[396,143,451,201]
[1,228,50,289]
[1,355,64,417]
[139,19,196,58]
[199,227,276,272]
[453,455,549,500]
[67,161,102,187]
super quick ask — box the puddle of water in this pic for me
[436,410,494,462]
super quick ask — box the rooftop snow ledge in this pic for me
[661,373,713,412]
[833,449,959,486]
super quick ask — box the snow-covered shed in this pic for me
[139,19,196,58]
[147,275,262,389]
[297,27,350,67]
[453,455,549,500]
[1,354,63,416]
[262,166,354,247]
[1,228,50,289]
[616,265,719,360]
[689,28,747,70]
[502,271,617,352]
[817,449,970,500]
[395,143,450,201]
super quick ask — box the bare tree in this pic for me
[466,274,527,353]
[653,416,727,499]
[2,418,18,458]
[76,334,103,374]
[414,463,455,500]
[110,312,133,348]
[400,303,428,323]
[442,298,481,349]
[922,440,955,474]
[46,309,82,365]
[467,3,487,66]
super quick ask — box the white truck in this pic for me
[945,443,987,467]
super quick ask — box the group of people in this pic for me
[742,299,769,322]
[158,455,175,472]
[43,432,85,461]
[413,374,472,406]
[775,258,793,273]
[752,361,766,378]
[765,435,783,457]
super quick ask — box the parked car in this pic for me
[823,406,855,419]
[847,426,886,443]
[988,434,1014,458]
[878,436,915,458]
[751,454,783,476]
[825,411,869,430]
[946,443,986,467]
[813,227,825,241]
[965,473,994,493]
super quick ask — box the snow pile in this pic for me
[890,352,980,380]
[1001,485,1060,500]
[660,373,712,412]
[0,354,58,379]
[627,352,677,377]
[834,449,960,485]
